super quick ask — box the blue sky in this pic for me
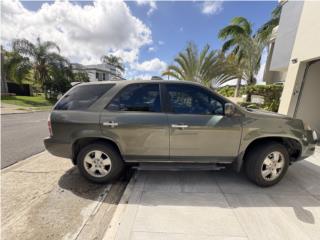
[126,1,276,64]
[5,1,277,80]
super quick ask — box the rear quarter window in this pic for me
[55,84,114,110]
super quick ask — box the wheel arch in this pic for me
[234,136,302,172]
[71,137,122,165]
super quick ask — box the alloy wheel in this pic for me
[261,151,285,181]
[83,150,112,178]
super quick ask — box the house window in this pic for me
[103,73,106,80]
[96,72,99,80]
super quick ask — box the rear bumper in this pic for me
[44,137,72,159]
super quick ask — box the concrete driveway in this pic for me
[105,149,320,240]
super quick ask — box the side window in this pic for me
[55,84,114,110]
[107,84,161,112]
[166,84,224,115]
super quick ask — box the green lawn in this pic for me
[1,95,54,109]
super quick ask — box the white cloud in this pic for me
[134,58,167,72]
[158,40,164,45]
[1,0,152,66]
[148,46,156,52]
[109,49,140,64]
[132,74,153,80]
[136,0,157,16]
[201,1,223,15]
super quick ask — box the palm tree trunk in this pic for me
[245,76,254,102]
[234,77,241,97]
[246,92,252,102]
[44,85,48,99]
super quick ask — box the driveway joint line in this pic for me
[215,176,250,239]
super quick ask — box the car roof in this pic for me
[80,80,203,86]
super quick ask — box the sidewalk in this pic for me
[1,151,123,240]
[105,149,320,240]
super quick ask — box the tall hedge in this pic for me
[217,84,284,112]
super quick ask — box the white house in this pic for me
[263,0,320,134]
[72,63,124,82]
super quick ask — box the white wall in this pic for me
[270,1,304,71]
[295,61,320,133]
[279,1,320,115]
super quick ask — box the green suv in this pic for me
[44,80,318,187]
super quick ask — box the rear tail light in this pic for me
[48,114,53,137]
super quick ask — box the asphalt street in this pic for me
[1,111,50,169]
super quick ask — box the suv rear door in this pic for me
[101,83,169,162]
[164,83,242,163]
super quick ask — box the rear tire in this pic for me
[77,143,124,183]
[245,142,289,187]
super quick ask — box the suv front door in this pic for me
[165,83,242,163]
[101,83,169,162]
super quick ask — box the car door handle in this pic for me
[171,124,189,129]
[102,121,118,128]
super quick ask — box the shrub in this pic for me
[217,84,283,112]
[216,86,234,97]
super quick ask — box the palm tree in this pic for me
[238,37,264,86]
[256,4,282,43]
[12,38,69,99]
[219,17,264,100]
[211,53,243,89]
[218,17,253,97]
[162,42,236,87]
[101,54,125,76]
[72,71,89,83]
[2,48,31,85]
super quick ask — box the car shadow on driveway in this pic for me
[58,166,132,200]
[58,167,108,199]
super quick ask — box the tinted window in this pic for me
[107,84,161,112]
[55,84,114,110]
[166,84,223,115]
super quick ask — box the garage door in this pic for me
[295,60,320,134]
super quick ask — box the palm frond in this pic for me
[256,4,282,43]
[218,25,247,40]
[13,39,35,57]
[42,40,60,53]
[231,17,253,36]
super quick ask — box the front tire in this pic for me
[77,143,124,183]
[245,142,289,187]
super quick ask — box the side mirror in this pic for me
[225,103,235,117]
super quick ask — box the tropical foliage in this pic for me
[2,47,31,85]
[162,42,237,87]
[256,4,282,43]
[218,84,283,112]
[73,71,90,83]
[12,38,71,99]
[218,17,264,99]
[101,54,125,75]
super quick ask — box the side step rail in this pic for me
[133,163,225,171]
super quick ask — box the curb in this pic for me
[1,151,47,173]
[102,172,138,240]
[1,110,50,115]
